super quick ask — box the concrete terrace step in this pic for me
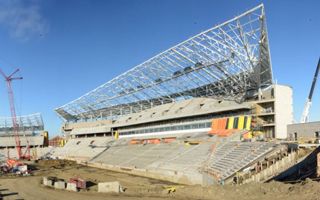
[206,141,279,181]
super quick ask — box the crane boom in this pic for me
[0,68,24,159]
[300,57,320,123]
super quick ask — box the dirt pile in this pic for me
[0,160,320,200]
[174,179,320,200]
[36,159,77,169]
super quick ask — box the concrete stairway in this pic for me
[206,141,277,181]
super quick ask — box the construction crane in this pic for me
[300,57,320,123]
[0,68,29,160]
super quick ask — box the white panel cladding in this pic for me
[274,85,293,139]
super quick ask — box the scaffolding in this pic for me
[0,113,44,135]
[56,4,273,122]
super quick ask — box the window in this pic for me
[199,123,205,128]
[192,124,199,129]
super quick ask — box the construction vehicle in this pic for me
[0,68,30,160]
[300,57,320,123]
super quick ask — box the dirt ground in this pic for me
[0,160,319,200]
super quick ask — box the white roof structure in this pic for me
[0,113,44,134]
[56,4,272,122]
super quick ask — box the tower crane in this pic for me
[0,68,30,160]
[300,57,320,123]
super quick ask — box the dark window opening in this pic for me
[294,132,298,141]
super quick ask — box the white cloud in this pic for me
[0,0,48,41]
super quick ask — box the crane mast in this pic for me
[0,69,24,159]
[300,57,320,123]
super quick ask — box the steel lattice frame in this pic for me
[56,4,273,122]
[0,113,44,132]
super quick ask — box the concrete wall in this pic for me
[86,162,203,185]
[114,98,251,127]
[0,135,45,147]
[287,121,320,139]
[63,119,113,131]
[243,152,298,183]
[274,85,294,139]
[70,126,111,136]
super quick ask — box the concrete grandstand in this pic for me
[52,4,295,185]
[0,113,48,159]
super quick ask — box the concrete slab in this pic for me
[66,182,78,192]
[54,181,66,190]
[46,180,54,187]
[98,181,122,193]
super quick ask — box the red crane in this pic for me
[0,68,28,160]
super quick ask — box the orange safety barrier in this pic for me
[162,137,176,143]
[146,138,161,144]
[129,139,142,145]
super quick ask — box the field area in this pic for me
[0,160,318,200]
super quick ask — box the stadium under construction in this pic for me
[0,4,319,192]
[52,4,296,185]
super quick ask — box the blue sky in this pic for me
[0,0,319,137]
